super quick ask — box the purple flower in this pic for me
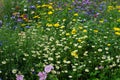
[16,74,24,80]
[25,26,31,28]
[30,5,36,9]
[82,0,91,5]
[11,16,16,19]
[38,72,47,80]
[17,18,23,22]
[44,65,54,73]
[98,66,104,69]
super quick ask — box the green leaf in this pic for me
[48,74,58,80]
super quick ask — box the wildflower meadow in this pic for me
[0,0,120,80]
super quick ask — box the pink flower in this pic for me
[38,72,47,80]
[44,65,54,73]
[16,74,24,80]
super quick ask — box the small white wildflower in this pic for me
[56,61,61,64]
[94,51,97,53]
[95,67,98,70]
[105,47,109,50]
[63,60,67,63]
[24,8,27,12]
[56,71,60,74]
[55,66,60,69]
[12,69,17,74]
[23,58,26,61]
[101,60,104,63]
[44,54,48,58]
[56,55,60,59]
[66,61,71,64]
[51,70,56,74]
[1,61,6,64]
[32,54,36,57]
[106,51,109,54]
[24,53,29,57]
[117,59,120,63]
[102,55,106,59]
[92,45,95,48]
[83,51,88,56]
[48,57,54,61]
[112,63,116,67]
[88,61,91,63]
[104,36,108,38]
[31,11,35,14]
[73,69,77,71]
[74,43,78,47]
[64,46,69,50]
[78,46,82,48]
[31,51,36,53]
[68,75,72,78]
[118,65,120,67]
[74,63,78,66]
[72,66,76,68]
[64,70,68,73]
[98,49,102,52]
[84,26,88,28]
[43,59,47,62]
[0,71,2,73]
[85,69,89,72]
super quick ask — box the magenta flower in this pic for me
[38,72,47,80]
[16,74,24,80]
[44,65,54,73]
